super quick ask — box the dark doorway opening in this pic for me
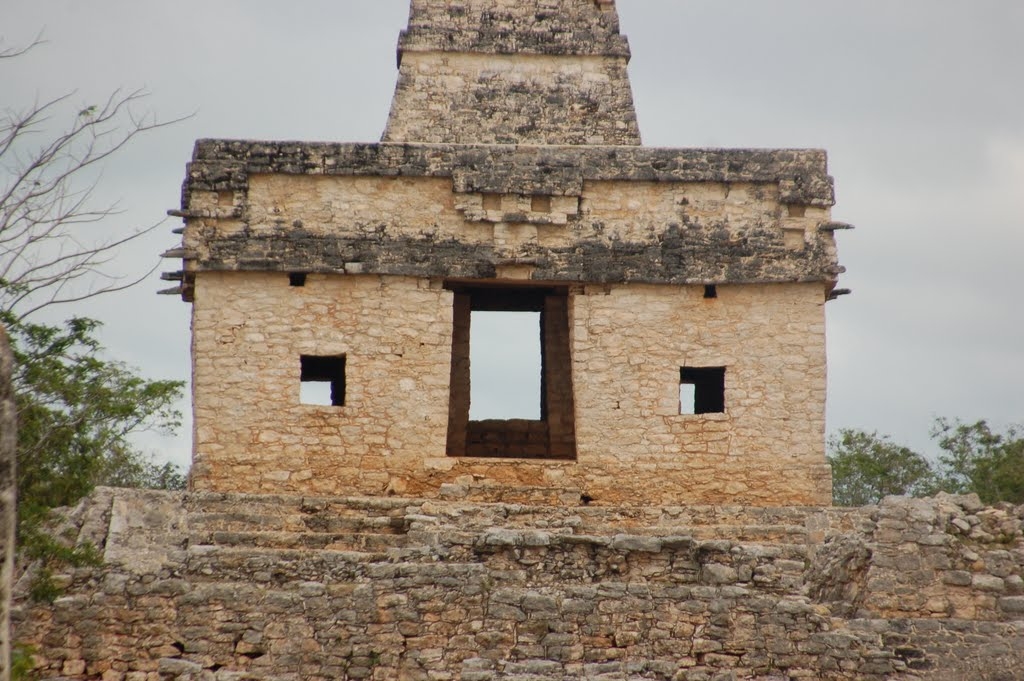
[445,283,576,460]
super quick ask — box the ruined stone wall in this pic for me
[384,54,640,146]
[11,491,1024,681]
[382,0,640,145]
[191,268,829,505]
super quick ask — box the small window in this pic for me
[289,272,308,287]
[680,367,725,415]
[300,355,345,406]
[703,284,718,299]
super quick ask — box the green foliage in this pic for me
[4,313,185,527]
[3,311,185,598]
[829,420,1024,506]
[20,524,103,603]
[933,418,1024,505]
[828,429,938,506]
[6,314,185,524]
[11,643,37,681]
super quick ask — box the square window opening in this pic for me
[300,355,345,406]
[289,272,308,287]
[680,366,725,415]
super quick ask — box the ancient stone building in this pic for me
[12,6,1024,680]
[163,0,847,507]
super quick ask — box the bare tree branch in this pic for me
[0,32,45,60]
[0,41,190,321]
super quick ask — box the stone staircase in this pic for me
[12,489,1024,681]
[179,492,824,590]
[164,492,835,680]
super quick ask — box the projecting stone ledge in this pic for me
[184,140,835,206]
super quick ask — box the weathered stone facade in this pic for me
[383,0,640,145]
[12,489,1024,680]
[190,271,829,506]
[164,0,847,506]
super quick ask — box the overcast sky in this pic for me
[4,1,1023,471]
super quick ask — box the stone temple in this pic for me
[11,3,1024,678]
[162,0,848,507]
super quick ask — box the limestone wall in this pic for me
[383,53,640,146]
[12,490,1024,680]
[191,268,829,505]
[383,0,640,146]
[190,273,455,496]
[226,175,830,271]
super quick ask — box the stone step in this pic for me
[188,510,411,535]
[186,491,826,528]
[421,497,823,524]
[183,532,810,591]
[412,501,818,537]
[184,544,495,584]
[461,658,683,681]
[438,481,585,506]
[186,503,812,553]
[184,491,417,518]
[636,524,808,543]
[417,520,811,550]
[188,529,411,552]
[185,544,390,583]
[184,493,825,544]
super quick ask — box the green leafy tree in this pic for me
[829,421,1024,506]
[828,429,939,506]
[1,37,186,514]
[4,314,184,527]
[1,38,187,607]
[933,418,1024,505]
[4,312,184,602]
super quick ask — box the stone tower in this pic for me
[164,0,846,506]
[383,0,640,145]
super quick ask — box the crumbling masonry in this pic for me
[12,2,1024,680]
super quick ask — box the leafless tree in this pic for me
[0,39,186,321]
